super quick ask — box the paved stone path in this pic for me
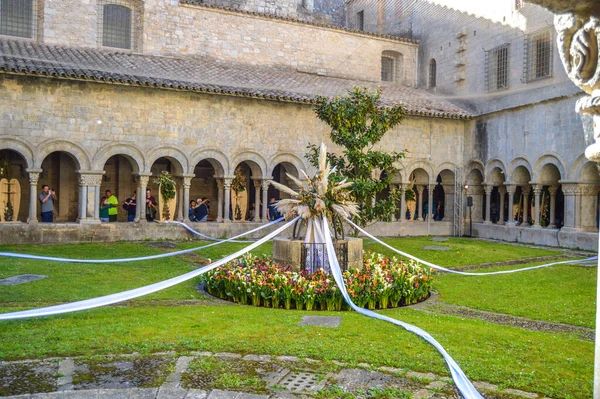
[0,351,554,399]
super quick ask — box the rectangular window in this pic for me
[0,0,35,39]
[102,4,132,50]
[356,10,364,31]
[381,57,394,82]
[524,29,552,82]
[485,44,510,92]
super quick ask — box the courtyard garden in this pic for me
[0,236,594,398]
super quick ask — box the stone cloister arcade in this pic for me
[1,140,598,235]
[0,140,306,225]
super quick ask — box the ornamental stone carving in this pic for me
[79,174,103,187]
[504,184,516,195]
[561,183,581,195]
[548,185,559,195]
[261,180,271,191]
[484,185,493,195]
[138,175,150,187]
[183,176,193,188]
[28,172,40,185]
[579,183,600,195]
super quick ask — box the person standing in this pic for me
[99,196,112,223]
[268,197,277,221]
[145,189,158,222]
[195,197,209,222]
[39,185,56,223]
[188,200,197,222]
[123,192,137,222]
[105,190,119,222]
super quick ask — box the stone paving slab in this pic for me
[0,274,47,285]
[421,245,451,251]
[299,315,341,327]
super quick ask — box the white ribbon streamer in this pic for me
[345,218,597,275]
[0,218,285,264]
[0,216,299,320]
[321,217,483,399]
[169,221,253,243]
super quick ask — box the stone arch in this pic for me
[569,153,596,182]
[267,153,306,178]
[0,138,34,169]
[390,160,406,183]
[146,146,188,175]
[189,148,228,177]
[92,143,145,174]
[35,140,91,170]
[507,157,533,184]
[434,162,458,181]
[231,151,267,177]
[465,160,484,184]
[484,158,507,181]
[533,153,566,183]
[406,160,434,184]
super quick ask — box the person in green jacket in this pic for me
[106,190,119,222]
[99,196,112,223]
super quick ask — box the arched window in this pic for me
[428,59,437,88]
[100,3,133,50]
[0,0,36,39]
[381,51,403,83]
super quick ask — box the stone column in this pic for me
[497,186,506,225]
[521,185,531,227]
[223,177,232,223]
[175,177,184,222]
[76,173,89,223]
[561,183,578,231]
[399,184,407,221]
[182,175,193,223]
[427,185,433,221]
[84,173,103,223]
[137,174,151,222]
[253,179,262,222]
[505,185,516,226]
[416,185,424,221]
[554,12,600,396]
[261,179,270,222]
[442,184,455,222]
[216,178,224,223]
[548,185,558,228]
[390,184,398,221]
[26,169,41,224]
[484,185,493,224]
[469,185,484,222]
[579,184,599,232]
[532,184,543,229]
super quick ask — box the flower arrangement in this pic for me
[200,251,433,311]
[154,171,177,220]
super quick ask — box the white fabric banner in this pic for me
[0,217,298,320]
[322,217,484,399]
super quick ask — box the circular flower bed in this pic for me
[200,252,433,311]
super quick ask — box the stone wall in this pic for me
[39,0,417,83]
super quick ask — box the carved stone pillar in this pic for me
[469,185,484,222]
[390,184,398,222]
[498,186,506,225]
[521,185,531,227]
[416,185,424,221]
[505,185,516,226]
[26,169,41,224]
[253,179,262,222]
[137,173,151,222]
[216,179,224,223]
[532,184,544,229]
[554,12,600,396]
[484,185,493,224]
[399,184,407,222]
[561,183,579,230]
[86,174,103,223]
[223,177,232,223]
[182,175,193,223]
[427,185,433,221]
[442,184,455,222]
[548,185,558,228]
[579,184,600,231]
[261,179,270,222]
[77,172,103,224]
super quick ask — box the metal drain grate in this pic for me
[278,371,320,392]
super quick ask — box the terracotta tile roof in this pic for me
[179,0,420,45]
[0,39,472,120]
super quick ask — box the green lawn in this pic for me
[0,238,595,398]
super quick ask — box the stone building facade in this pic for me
[0,0,597,249]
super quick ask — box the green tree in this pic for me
[306,87,410,227]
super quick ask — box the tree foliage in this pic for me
[307,87,408,227]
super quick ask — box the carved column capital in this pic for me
[532,184,544,195]
[79,173,103,187]
[484,185,494,195]
[138,175,150,187]
[548,185,559,195]
[416,185,425,195]
[580,183,600,195]
[253,178,262,189]
[498,186,507,195]
[505,184,517,195]
[561,183,581,195]
[261,179,271,191]
[521,185,532,196]
[216,178,224,190]
[27,171,41,185]
[223,177,233,190]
